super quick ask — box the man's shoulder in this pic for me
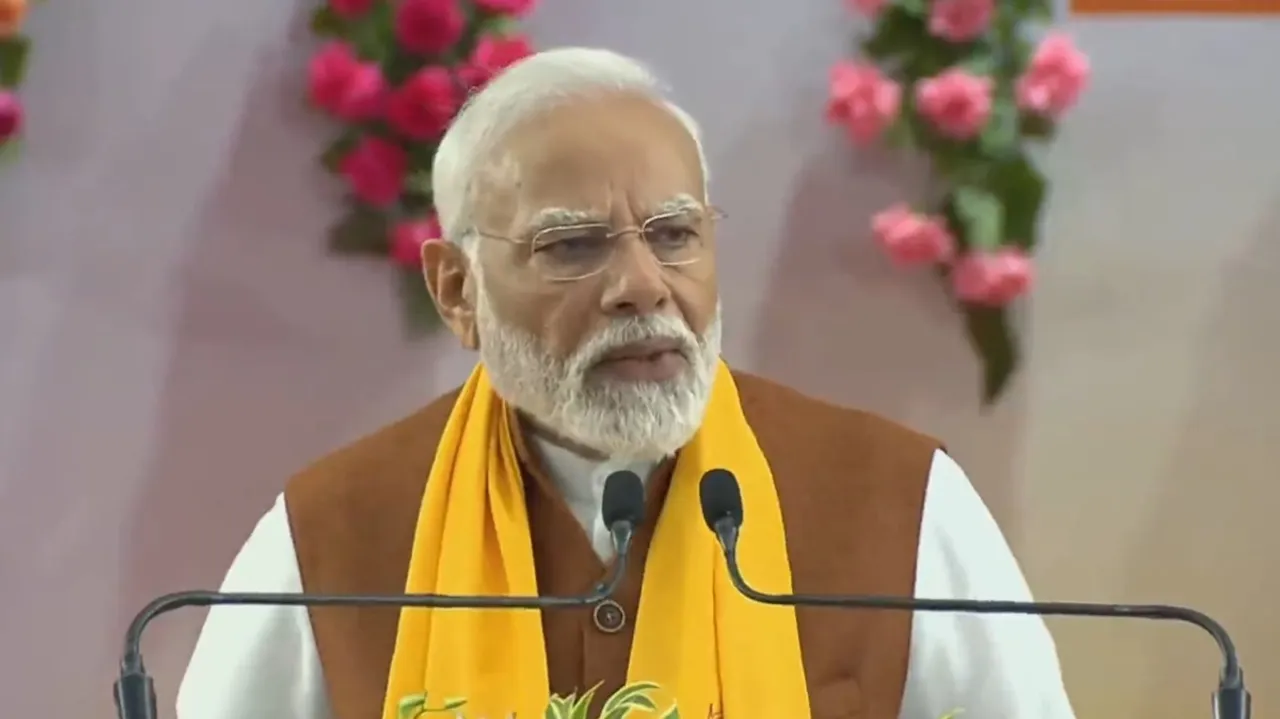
[284,388,462,519]
[731,370,941,453]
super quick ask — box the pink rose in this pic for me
[915,69,993,140]
[871,203,956,267]
[394,0,465,55]
[473,0,536,17]
[307,42,387,121]
[825,61,901,146]
[952,248,1034,306]
[0,90,22,143]
[329,0,376,18]
[339,137,408,208]
[386,67,460,140]
[928,0,994,43]
[459,35,533,91]
[390,215,442,267]
[1016,33,1090,119]
[845,0,889,16]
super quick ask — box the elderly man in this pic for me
[178,47,1074,719]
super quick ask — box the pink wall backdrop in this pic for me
[2,1,1278,717]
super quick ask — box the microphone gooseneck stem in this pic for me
[718,548,1248,718]
[115,520,639,719]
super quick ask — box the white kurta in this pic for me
[177,449,1076,719]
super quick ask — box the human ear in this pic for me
[422,240,479,350]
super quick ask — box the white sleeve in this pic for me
[176,494,332,719]
[899,450,1075,719]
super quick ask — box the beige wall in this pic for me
[2,0,1277,716]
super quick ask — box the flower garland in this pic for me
[827,0,1089,404]
[0,0,32,162]
[307,0,535,335]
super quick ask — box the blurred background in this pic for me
[1,0,1277,716]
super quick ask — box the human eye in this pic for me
[533,226,612,262]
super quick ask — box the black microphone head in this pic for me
[601,470,645,529]
[699,468,744,531]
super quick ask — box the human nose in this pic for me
[597,232,672,317]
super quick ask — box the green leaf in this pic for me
[979,97,1020,158]
[319,129,362,174]
[1019,112,1057,141]
[883,115,918,150]
[544,694,572,719]
[600,682,660,719]
[399,266,442,339]
[1010,36,1037,75]
[861,8,926,62]
[405,170,433,197]
[0,137,22,166]
[0,36,32,88]
[328,205,391,255]
[962,304,1018,406]
[952,185,1004,251]
[987,153,1046,252]
[568,685,600,719]
[957,50,999,76]
[659,705,681,719]
[896,0,928,15]
[348,3,395,62]
[309,5,347,38]
[476,13,519,36]
[397,693,427,719]
[1016,0,1055,20]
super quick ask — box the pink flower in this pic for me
[386,66,460,140]
[1016,33,1090,119]
[915,69,993,140]
[390,215,442,267]
[0,90,22,143]
[871,203,956,267]
[307,42,387,121]
[394,0,465,55]
[340,137,408,208]
[473,0,536,17]
[825,61,901,146]
[458,35,533,91]
[952,248,1034,306]
[329,0,376,18]
[845,0,889,16]
[928,0,994,42]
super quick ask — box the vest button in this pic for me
[592,599,626,634]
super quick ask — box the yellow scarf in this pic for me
[381,361,811,718]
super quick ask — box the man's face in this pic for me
[425,92,722,459]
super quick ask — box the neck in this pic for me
[524,428,659,561]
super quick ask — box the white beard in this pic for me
[474,278,722,462]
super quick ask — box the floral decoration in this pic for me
[0,0,33,164]
[307,0,536,335]
[399,681,681,719]
[398,682,963,718]
[827,0,1090,404]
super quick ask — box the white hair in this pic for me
[432,47,710,252]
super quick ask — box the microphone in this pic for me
[114,469,647,719]
[698,468,1250,719]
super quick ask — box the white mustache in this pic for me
[569,316,699,375]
